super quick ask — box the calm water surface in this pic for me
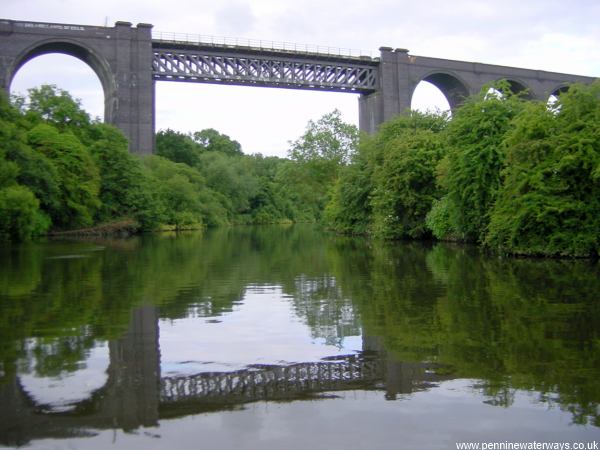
[0,225,599,449]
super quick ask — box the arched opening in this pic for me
[10,54,105,120]
[411,80,451,114]
[547,84,570,111]
[18,342,110,412]
[8,41,113,121]
[415,72,470,112]
[484,79,534,101]
[501,79,534,99]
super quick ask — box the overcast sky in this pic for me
[5,0,600,157]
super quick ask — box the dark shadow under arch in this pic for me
[551,84,571,98]
[501,79,534,99]
[419,72,470,110]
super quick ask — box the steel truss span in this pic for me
[160,354,383,404]
[152,44,379,93]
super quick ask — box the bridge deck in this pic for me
[152,40,379,93]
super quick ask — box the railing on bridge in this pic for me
[153,31,374,60]
[151,31,379,93]
[160,354,384,404]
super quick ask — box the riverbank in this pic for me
[47,219,141,238]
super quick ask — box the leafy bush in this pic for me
[486,82,600,257]
[370,115,446,239]
[27,123,100,228]
[0,185,49,241]
[325,111,447,237]
[435,83,525,242]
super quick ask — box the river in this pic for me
[0,225,598,449]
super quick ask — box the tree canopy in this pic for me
[3,81,599,258]
[1,85,363,240]
[324,81,600,258]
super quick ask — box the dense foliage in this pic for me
[3,81,598,258]
[434,83,525,242]
[486,82,600,257]
[325,81,600,258]
[0,86,358,241]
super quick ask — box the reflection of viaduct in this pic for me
[161,355,382,405]
[0,19,596,153]
[0,307,449,447]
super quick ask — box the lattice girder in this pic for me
[152,46,379,93]
[160,354,383,403]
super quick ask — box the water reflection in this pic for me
[0,226,599,448]
[160,285,360,374]
[18,341,109,412]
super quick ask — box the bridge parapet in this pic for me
[153,31,374,60]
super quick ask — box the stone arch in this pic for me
[497,78,535,99]
[546,83,572,109]
[7,39,116,121]
[550,83,571,98]
[415,71,470,110]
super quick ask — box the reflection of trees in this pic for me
[329,240,600,426]
[1,227,599,427]
[437,250,600,426]
[20,334,97,378]
[330,240,446,361]
[290,274,360,347]
[0,225,362,380]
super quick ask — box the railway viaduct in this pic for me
[0,19,595,154]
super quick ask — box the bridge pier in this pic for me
[359,47,412,134]
[103,305,161,429]
[0,19,155,155]
[107,22,155,155]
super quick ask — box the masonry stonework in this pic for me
[0,19,596,152]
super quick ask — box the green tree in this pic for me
[325,111,448,236]
[324,154,373,234]
[0,91,56,238]
[244,155,293,224]
[370,112,448,239]
[287,109,358,165]
[193,128,243,157]
[0,185,49,241]
[196,152,258,218]
[281,110,359,222]
[27,123,100,228]
[23,85,94,142]
[156,129,203,166]
[486,82,600,257]
[432,82,525,242]
[143,156,214,229]
[88,123,155,226]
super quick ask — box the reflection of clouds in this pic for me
[35,380,599,450]
[159,285,361,375]
[18,343,109,412]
